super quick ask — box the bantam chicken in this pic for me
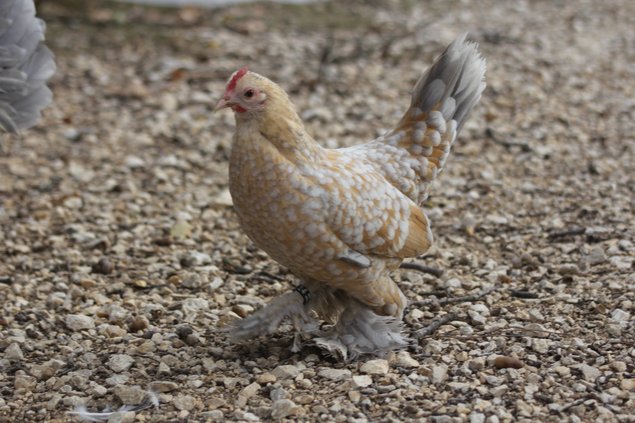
[0,0,55,133]
[217,34,486,359]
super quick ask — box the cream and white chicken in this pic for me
[217,34,486,359]
[0,0,55,133]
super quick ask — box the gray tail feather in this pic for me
[411,33,486,130]
[0,0,56,133]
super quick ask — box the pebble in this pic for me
[431,364,448,384]
[239,382,261,399]
[531,338,551,354]
[352,375,373,388]
[271,399,298,419]
[318,368,351,381]
[573,363,601,382]
[610,308,630,323]
[149,381,179,392]
[5,343,24,361]
[272,364,300,379]
[107,411,136,423]
[360,359,389,375]
[108,354,135,373]
[586,247,606,265]
[256,373,277,384]
[173,395,197,411]
[14,372,37,391]
[113,385,146,405]
[65,314,95,331]
[395,351,420,368]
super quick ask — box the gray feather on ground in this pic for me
[0,0,55,133]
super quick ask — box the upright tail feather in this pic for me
[351,34,486,205]
[0,0,56,133]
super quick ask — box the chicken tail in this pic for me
[373,34,486,203]
[0,0,56,133]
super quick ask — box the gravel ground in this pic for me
[1,0,634,421]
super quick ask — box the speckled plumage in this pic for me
[221,34,486,358]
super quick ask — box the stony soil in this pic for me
[1,0,633,421]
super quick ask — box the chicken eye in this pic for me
[244,89,254,99]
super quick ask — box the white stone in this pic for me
[352,375,373,388]
[360,359,389,375]
[108,354,135,373]
[272,365,300,379]
[318,368,351,381]
[65,314,95,331]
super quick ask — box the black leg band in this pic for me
[294,285,311,304]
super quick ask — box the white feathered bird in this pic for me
[0,0,55,133]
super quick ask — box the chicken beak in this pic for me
[214,97,230,112]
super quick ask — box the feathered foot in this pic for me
[229,288,318,341]
[313,299,410,361]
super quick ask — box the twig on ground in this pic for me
[400,262,444,278]
[415,312,461,338]
[510,289,540,299]
[548,227,586,240]
[409,286,499,308]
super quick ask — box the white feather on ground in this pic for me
[0,0,56,133]
[67,390,159,422]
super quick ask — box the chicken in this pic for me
[216,34,486,359]
[0,0,55,133]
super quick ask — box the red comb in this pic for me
[227,66,248,92]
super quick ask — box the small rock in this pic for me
[360,359,389,375]
[318,368,351,381]
[586,247,606,265]
[492,356,524,369]
[108,354,135,373]
[531,338,551,354]
[202,410,224,421]
[14,372,37,391]
[149,381,179,393]
[431,364,448,384]
[574,363,601,382]
[270,387,288,401]
[181,251,212,267]
[395,351,420,368]
[272,365,300,379]
[610,308,630,323]
[157,362,171,375]
[170,220,192,239]
[5,343,24,361]
[256,373,277,384]
[271,399,298,419]
[211,189,234,207]
[352,375,373,388]
[107,411,136,423]
[113,385,146,405]
[469,412,486,423]
[620,379,635,391]
[65,314,95,331]
[173,394,197,411]
[295,394,314,405]
[124,155,145,168]
[239,382,261,399]
[93,258,114,275]
[348,391,361,403]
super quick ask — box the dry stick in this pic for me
[409,286,499,308]
[548,227,586,240]
[415,312,460,338]
[400,262,444,278]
